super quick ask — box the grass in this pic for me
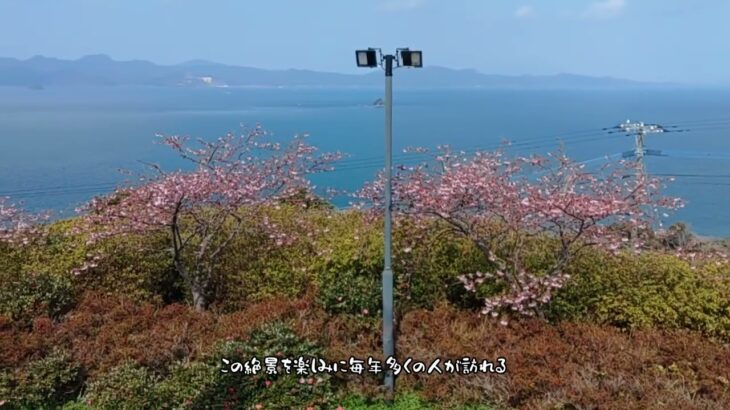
[340,392,497,410]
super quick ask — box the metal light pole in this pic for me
[355,48,422,400]
[382,53,396,397]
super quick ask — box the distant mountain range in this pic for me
[0,54,669,89]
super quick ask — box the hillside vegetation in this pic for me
[1,131,728,409]
[0,206,729,409]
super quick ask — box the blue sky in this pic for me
[1,0,728,84]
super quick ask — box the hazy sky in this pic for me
[1,0,728,84]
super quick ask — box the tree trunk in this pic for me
[173,257,208,312]
[191,282,208,312]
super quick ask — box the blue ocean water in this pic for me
[1,86,729,236]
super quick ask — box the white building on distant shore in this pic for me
[178,75,223,87]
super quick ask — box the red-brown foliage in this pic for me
[2,295,728,409]
[55,294,216,375]
[393,305,730,409]
[1,292,304,378]
[0,315,57,369]
[292,304,729,409]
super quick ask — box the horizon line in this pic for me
[0,52,691,86]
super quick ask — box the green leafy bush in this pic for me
[213,199,507,312]
[197,321,335,409]
[2,218,183,307]
[213,205,321,310]
[317,269,381,316]
[311,211,383,315]
[59,401,91,410]
[0,242,22,275]
[313,214,493,315]
[0,221,81,324]
[392,221,491,310]
[341,392,496,409]
[0,348,82,409]
[83,231,183,305]
[0,271,75,324]
[212,207,385,314]
[10,219,88,283]
[341,392,437,409]
[82,362,159,410]
[155,361,217,409]
[548,250,730,340]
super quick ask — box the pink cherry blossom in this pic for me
[76,126,341,311]
[0,197,49,245]
[356,147,680,320]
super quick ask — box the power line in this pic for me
[670,181,730,187]
[332,132,613,172]
[336,118,730,173]
[667,117,730,126]
[337,126,608,165]
[0,181,118,197]
[0,127,612,197]
[653,173,730,178]
[6,187,119,200]
[4,121,730,200]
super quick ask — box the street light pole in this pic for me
[355,47,422,401]
[382,53,395,397]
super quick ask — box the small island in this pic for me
[373,97,384,107]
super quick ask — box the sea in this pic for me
[1,86,729,236]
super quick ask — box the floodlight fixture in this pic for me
[399,49,423,68]
[355,49,379,68]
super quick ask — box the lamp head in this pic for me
[355,49,379,68]
[399,49,422,67]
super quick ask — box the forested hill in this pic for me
[0,54,668,89]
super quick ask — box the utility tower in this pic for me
[604,120,689,239]
[604,120,687,179]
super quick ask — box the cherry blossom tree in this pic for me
[0,197,48,246]
[357,146,681,322]
[78,126,342,311]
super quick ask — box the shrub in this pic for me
[212,205,321,311]
[392,305,730,409]
[0,348,82,409]
[82,362,159,410]
[198,321,335,409]
[80,231,183,305]
[0,271,75,324]
[312,215,557,316]
[49,292,300,379]
[1,216,191,308]
[341,392,496,409]
[313,213,491,315]
[59,401,91,410]
[317,269,381,316]
[0,218,81,328]
[155,361,217,409]
[548,250,730,340]
[309,211,383,315]
[392,220,491,311]
[14,219,89,281]
[3,218,185,307]
[0,242,22,275]
[0,316,59,371]
[56,293,216,377]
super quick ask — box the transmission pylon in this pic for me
[604,120,688,180]
[603,120,689,237]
